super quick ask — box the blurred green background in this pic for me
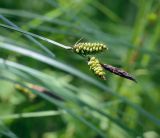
[0,0,160,138]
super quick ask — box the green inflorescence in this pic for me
[88,57,106,80]
[73,42,107,55]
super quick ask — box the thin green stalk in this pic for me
[127,0,153,66]
[0,23,72,50]
[0,15,55,58]
[92,1,122,22]
[141,19,160,67]
[0,121,18,138]
[0,110,64,120]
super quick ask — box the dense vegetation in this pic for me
[0,0,160,138]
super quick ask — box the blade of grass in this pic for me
[0,8,79,31]
[20,8,64,31]
[0,15,55,58]
[0,23,71,50]
[0,110,64,120]
[91,1,122,22]
[141,18,160,66]
[0,121,18,138]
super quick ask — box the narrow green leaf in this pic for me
[0,23,72,50]
[0,110,64,120]
[0,121,18,138]
[0,15,55,58]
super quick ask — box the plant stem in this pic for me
[0,23,72,50]
[141,19,160,67]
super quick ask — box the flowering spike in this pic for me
[101,64,137,82]
[73,42,107,55]
[88,57,106,80]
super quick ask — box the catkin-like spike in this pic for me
[88,57,106,80]
[73,42,107,55]
[101,64,137,82]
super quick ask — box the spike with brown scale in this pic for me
[101,64,137,83]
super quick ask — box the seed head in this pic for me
[73,42,107,55]
[88,57,106,80]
